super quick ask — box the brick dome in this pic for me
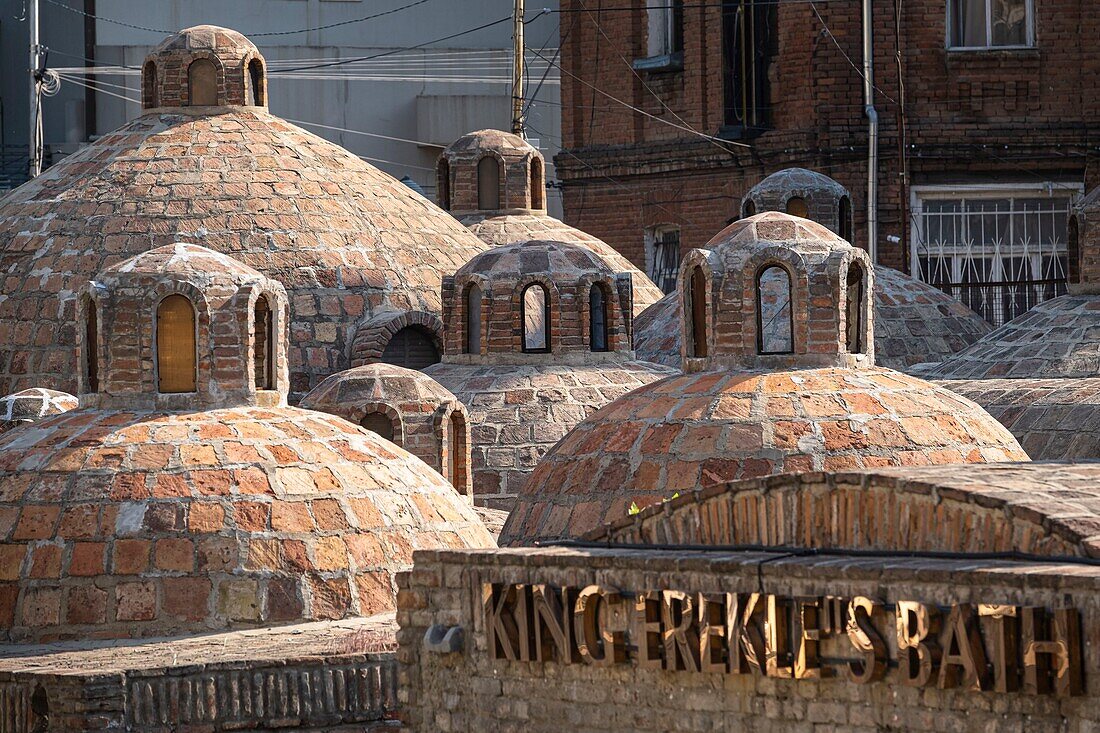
[301,363,472,496]
[425,238,675,508]
[0,244,493,643]
[0,26,489,399]
[500,213,1027,544]
[741,168,852,236]
[0,388,76,433]
[142,25,265,109]
[439,130,664,314]
[634,266,993,371]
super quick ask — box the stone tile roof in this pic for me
[941,377,1100,460]
[0,107,488,397]
[500,367,1028,544]
[0,389,76,432]
[917,295,1100,379]
[586,463,1100,559]
[462,213,665,314]
[424,360,674,509]
[0,405,493,643]
[633,266,993,371]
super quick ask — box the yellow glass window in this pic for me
[157,295,196,393]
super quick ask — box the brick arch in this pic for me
[512,277,560,353]
[183,51,226,107]
[434,402,472,497]
[739,246,810,358]
[350,401,406,445]
[586,468,1095,558]
[677,248,718,367]
[350,310,443,367]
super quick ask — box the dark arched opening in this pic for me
[845,263,866,354]
[687,266,708,358]
[381,326,440,369]
[254,295,274,390]
[521,283,550,353]
[477,156,501,210]
[530,158,545,210]
[156,294,197,393]
[446,410,469,493]
[84,298,99,393]
[742,199,756,219]
[756,265,794,354]
[589,283,609,352]
[187,59,219,106]
[786,196,809,218]
[248,58,265,106]
[142,61,158,109]
[465,283,482,354]
[438,159,452,211]
[1068,214,1081,285]
[360,412,396,443]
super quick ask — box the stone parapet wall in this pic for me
[398,546,1100,732]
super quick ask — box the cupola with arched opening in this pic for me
[78,243,289,410]
[679,212,874,372]
[741,168,854,244]
[439,240,635,365]
[437,129,547,218]
[140,25,267,109]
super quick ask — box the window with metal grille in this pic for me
[721,0,777,136]
[381,327,440,370]
[911,185,1080,326]
[646,225,681,295]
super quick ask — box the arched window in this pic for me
[84,299,99,393]
[589,283,609,352]
[1068,215,1081,284]
[156,294,197,393]
[530,158,545,210]
[521,283,550,353]
[187,59,219,106]
[477,156,501,210]
[248,58,265,106]
[360,412,395,443]
[786,197,809,218]
[253,295,274,390]
[756,266,794,354]
[845,263,866,354]
[839,195,853,242]
[445,410,469,493]
[381,326,440,369]
[438,160,452,211]
[142,61,158,109]
[686,266,708,358]
[465,283,482,354]
[742,199,756,218]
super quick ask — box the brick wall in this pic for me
[398,546,1100,732]
[556,0,1100,271]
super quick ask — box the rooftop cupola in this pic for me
[79,243,289,410]
[141,25,267,109]
[742,168,854,242]
[437,129,546,216]
[680,212,874,373]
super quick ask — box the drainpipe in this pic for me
[862,0,878,263]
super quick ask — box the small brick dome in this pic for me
[440,130,664,314]
[0,388,76,433]
[142,25,265,109]
[0,26,489,399]
[301,363,472,496]
[741,168,853,237]
[426,238,676,508]
[0,246,494,642]
[501,214,1027,544]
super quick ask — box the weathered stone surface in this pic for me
[0,389,77,434]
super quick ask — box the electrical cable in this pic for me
[285,118,440,148]
[809,1,898,106]
[249,0,438,37]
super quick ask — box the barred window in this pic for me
[646,225,681,295]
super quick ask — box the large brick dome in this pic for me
[500,213,1027,544]
[0,26,489,398]
[438,130,664,314]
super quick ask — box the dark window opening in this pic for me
[786,197,809,218]
[742,199,756,218]
[845,264,866,354]
[156,294,197,393]
[254,296,274,390]
[721,0,777,136]
[840,195,853,242]
[438,160,452,211]
[521,283,550,353]
[589,284,609,352]
[446,411,469,493]
[465,283,482,354]
[756,265,793,354]
[381,327,440,369]
[84,300,99,393]
[142,61,158,108]
[687,266,708,358]
[248,58,265,106]
[188,59,219,106]
[477,157,501,210]
[530,158,545,210]
[361,412,396,443]
[648,226,682,294]
[1068,215,1081,285]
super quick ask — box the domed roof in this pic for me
[0,27,489,398]
[918,296,1100,379]
[443,129,537,159]
[303,362,460,412]
[149,24,259,60]
[633,266,993,371]
[0,388,76,432]
[425,360,674,509]
[463,214,665,314]
[500,367,1028,544]
[744,167,849,202]
[0,405,493,642]
[456,238,618,281]
[939,377,1100,460]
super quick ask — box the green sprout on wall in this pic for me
[628,492,680,516]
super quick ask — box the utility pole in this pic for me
[511,0,524,136]
[28,0,42,177]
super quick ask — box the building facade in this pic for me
[555,0,1099,324]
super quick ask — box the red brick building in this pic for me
[553,0,1100,325]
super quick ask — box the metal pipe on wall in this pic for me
[862,0,878,263]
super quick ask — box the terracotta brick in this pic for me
[12,506,60,540]
[68,542,106,576]
[115,581,157,621]
[113,539,151,575]
[188,502,225,532]
[65,584,107,625]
